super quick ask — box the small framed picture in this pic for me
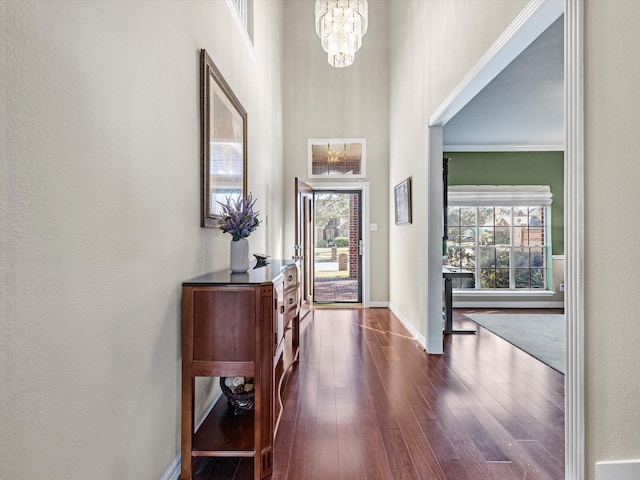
[394,177,412,225]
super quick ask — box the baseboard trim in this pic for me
[368,301,389,308]
[161,391,223,480]
[160,454,180,480]
[596,460,640,480]
[388,302,427,351]
[454,301,564,309]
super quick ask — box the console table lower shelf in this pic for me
[192,400,257,457]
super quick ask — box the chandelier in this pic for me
[326,143,346,162]
[315,0,368,68]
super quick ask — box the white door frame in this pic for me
[308,181,370,307]
[426,0,583,478]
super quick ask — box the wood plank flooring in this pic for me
[192,307,565,479]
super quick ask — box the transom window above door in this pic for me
[308,138,366,178]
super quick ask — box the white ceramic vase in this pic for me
[230,238,249,273]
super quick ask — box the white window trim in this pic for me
[447,185,553,291]
[448,185,553,206]
[225,0,256,58]
[453,289,555,297]
[232,0,248,29]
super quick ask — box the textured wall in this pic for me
[585,1,640,478]
[388,0,527,346]
[1,1,283,478]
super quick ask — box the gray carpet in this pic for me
[465,313,565,374]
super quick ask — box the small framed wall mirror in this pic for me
[308,138,366,178]
[200,49,247,227]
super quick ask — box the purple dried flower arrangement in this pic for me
[217,193,261,241]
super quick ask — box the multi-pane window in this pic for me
[229,0,254,43]
[233,0,249,29]
[446,186,552,290]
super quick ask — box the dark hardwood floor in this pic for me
[193,307,565,480]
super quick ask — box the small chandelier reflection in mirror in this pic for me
[315,0,368,68]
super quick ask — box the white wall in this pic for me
[282,0,390,303]
[0,1,283,478]
[388,0,527,349]
[585,2,640,478]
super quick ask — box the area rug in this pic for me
[465,313,565,374]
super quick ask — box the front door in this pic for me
[313,190,362,303]
[294,177,313,319]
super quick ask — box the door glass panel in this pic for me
[313,191,361,303]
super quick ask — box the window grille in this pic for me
[446,186,553,290]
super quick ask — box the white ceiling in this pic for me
[443,16,564,151]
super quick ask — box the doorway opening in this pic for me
[426,2,583,476]
[313,190,362,303]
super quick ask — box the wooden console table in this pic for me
[180,260,300,480]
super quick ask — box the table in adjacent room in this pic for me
[442,266,476,334]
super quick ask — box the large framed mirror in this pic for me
[200,49,247,227]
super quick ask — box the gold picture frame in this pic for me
[200,49,247,227]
